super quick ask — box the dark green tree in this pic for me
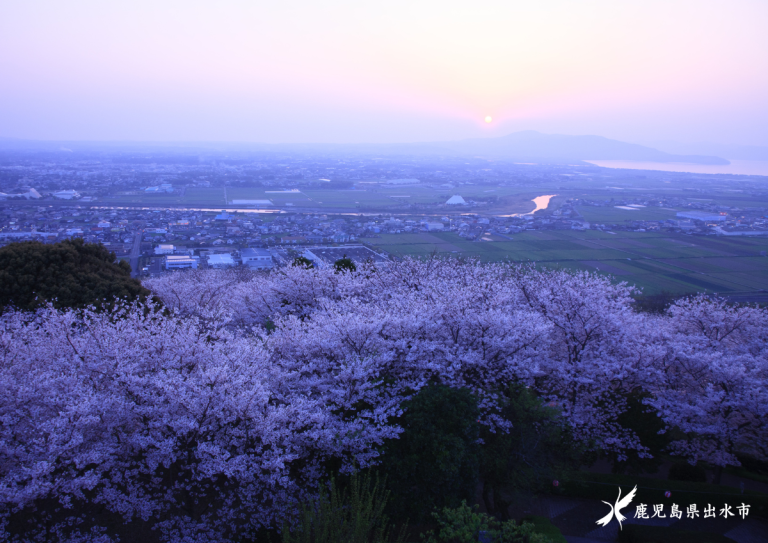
[376,385,481,522]
[631,291,684,314]
[333,255,357,273]
[0,239,150,312]
[480,384,583,519]
[610,390,669,475]
[292,256,314,268]
[423,501,553,543]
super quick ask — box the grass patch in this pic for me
[575,206,680,223]
[521,515,567,543]
[371,232,768,296]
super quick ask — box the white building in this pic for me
[165,255,199,270]
[154,244,175,255]
[446,195,467,205]
[0,188,41,200]
[241,248,273,270]
[424,222,444,231]
[676,211,726,222]
[207,253,235,268]
[53,190,80,200]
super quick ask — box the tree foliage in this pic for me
[0,239,149,311]
[631,291,683,314]
[333,255,357,273]
[292,256,314,269]
[376,385,481,522]
[611,390,669,475]
[0,258,766,541]
[0,302,400,542]
[422,501,551,543]
[480,385,583,518]
[283,473,404,543]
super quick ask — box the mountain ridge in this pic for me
[426,131,729,165]
[0,131,730,165]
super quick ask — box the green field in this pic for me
[106,188,227,206]
[575,205,680,223]
[365,230,768,297]
[96,169,768,218]
[102,184,556,214]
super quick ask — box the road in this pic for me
[129,229,143,278]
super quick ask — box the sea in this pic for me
[584,160,768,177]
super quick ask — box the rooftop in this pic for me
[241,248,272,258]
[446,195,467,205]
[304,245,389,265]
[208,253,235,265]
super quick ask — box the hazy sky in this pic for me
[1,0,767,145]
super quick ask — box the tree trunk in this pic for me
[482,480,495,516]
[493,486,511,521]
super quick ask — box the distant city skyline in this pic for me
[1,0,767,146]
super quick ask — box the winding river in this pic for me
[498,194,557,217]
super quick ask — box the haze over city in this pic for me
[1,0,767,147]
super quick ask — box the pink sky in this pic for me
[1,0,767,145]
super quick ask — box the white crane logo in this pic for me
[596,485,638,530]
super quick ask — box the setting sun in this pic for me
[485,116,492,123]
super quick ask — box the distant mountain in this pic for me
[429,131,729,165]
[277,131,730,164]
[0,131,730,165]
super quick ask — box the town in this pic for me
[1,143,768,300]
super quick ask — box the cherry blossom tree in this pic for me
[649,296,768,478]
[4,260,767,541]
[508,267,669,459]
[0,303,400,542]
[144,262,768,465]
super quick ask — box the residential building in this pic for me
[52,190,81,199]
[281,235,307,244]
[241,248,273,270]
[207,253,235,268]
[676,211,727,222]
[154,244,175,255]
[165,255,199,270]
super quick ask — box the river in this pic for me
[92,195,561,218]
[497,194,557,217]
